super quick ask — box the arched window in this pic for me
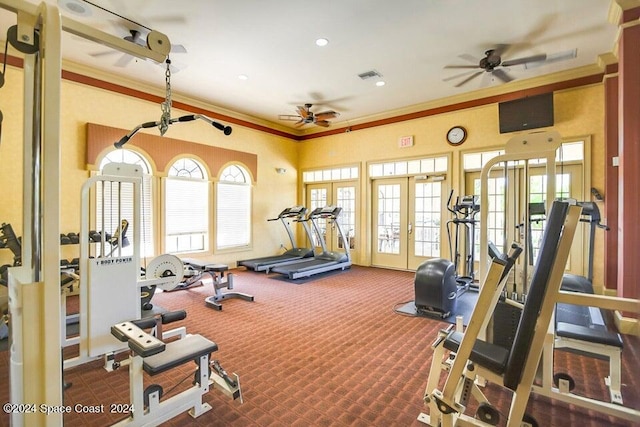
[217,164,251,249]
[98,149,154,257]
[165,158,209,253]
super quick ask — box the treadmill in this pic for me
[271,206,352,280]
[237,206,315,273]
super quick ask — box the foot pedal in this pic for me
[210,360,243,402]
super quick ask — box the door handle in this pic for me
[408,222,413,235]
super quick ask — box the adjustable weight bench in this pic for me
[181,259,254,310]
[554,276,625,404]
[110,321,242,426]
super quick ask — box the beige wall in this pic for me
[0,62,607,288]
[0,65,299,272]
[298,84,607,287]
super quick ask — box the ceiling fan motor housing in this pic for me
[482,49,502,70]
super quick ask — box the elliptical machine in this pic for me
[445,190,480,291]
[413,191,479,318]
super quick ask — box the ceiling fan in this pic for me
[444,44,575,88]
[279,104,340,128]
[92,29,187,69]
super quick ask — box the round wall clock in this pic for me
[446,126,467,145]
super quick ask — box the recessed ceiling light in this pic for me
[315,38,329,47]
[58,0,92,17]
[376,81,386,87]
[238,74,248,80]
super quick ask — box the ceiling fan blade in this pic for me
[90,50,118,58]
[458,53,479,64]
[295,120,307,127]
[492,68,513,83]
[524,49,577,69]
[171,44,187,54]
[490,44,511,58]
[454,70,483,87]
[278,114,301,122]
[502,53,547,67]
[297,106,309,119]
[315,111,338,120]
[114,54,134,67]
[443,70,477,82]
[315,120,331,127]
[444,65,479,69]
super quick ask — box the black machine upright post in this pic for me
[446,191,480,290]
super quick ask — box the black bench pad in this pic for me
[556,322,623,348]
[143,334,219,376]
[203,264,228,272]
[444,331,510,376]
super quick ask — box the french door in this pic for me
[372,177,446,270]
[305,181,359,260]
[465,163,584,283]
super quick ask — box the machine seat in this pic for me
[203,264,229,273]
[556,322,623,349]
[444,331,510,376]
[143,334,219,376]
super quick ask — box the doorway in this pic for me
[305,181,359,260]
[465,162,584,281]
[372,176,446,270]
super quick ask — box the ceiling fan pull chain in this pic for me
[159,58,172,136]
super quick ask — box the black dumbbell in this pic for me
[67,233,79,244]
[60,234,71,245]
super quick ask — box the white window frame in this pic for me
[216,164,252,250]
[97,149,154,257]
[165,158,209,254]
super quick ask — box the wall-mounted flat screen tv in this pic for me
[498,92,554,133]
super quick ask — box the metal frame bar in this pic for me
[0,1,170,424]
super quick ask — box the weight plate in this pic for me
[146,254,183,291]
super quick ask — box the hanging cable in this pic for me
[159,59,172,136]
[114,58,232,148]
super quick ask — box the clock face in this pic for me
[447,126,467,145]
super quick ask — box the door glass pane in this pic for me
[336,186,356,250]
[377,184,401,254]
[473,177,506,259]
[310,188,327,247]
[529,173,571,261]
[414,182,441,257]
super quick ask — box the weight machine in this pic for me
[0,2,232,423]
[426,130,640,425]
[419,201,582,427]
[63,163,185,369]
[108,311,242,426]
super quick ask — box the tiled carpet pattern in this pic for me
[0,265,637,426]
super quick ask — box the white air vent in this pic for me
[358,70,382,80]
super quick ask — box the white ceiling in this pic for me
[1,0,620,135]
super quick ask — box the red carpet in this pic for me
[0,265,637,426]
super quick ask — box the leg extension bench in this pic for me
[110,321,242,426]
